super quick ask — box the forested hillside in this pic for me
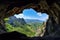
[4,17,46,37]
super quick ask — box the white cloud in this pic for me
[14,13,40,20]
[37,12,42,16]
[46,15,49,20]
[19,14,24,18]
[38,15,49,21]
[14,12,49,22]
[23,16,39,19]
[23,16,32,19]
[14,14,24,18]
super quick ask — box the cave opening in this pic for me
[4,8,49,37]
[0,0,60,40]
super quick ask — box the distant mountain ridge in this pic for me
[7,16,43,26]
[24,19,43,23]
[7,16,26,26]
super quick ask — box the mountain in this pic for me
[7,16,44,26]
[7,16,26,26]
[24,19,43,23]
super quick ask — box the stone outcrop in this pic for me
[0,0,60,37]
[0,31,60,40]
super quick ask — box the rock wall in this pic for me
[0,0,60,37]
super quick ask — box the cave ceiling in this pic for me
[0,0,60,36]
[0,0,60,19]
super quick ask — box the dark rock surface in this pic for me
[0,31,60,40]
[0,0,60,38]
[0,31,28,40]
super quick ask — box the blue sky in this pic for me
[14,8,49,22]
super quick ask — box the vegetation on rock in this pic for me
[4,18,46,37]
